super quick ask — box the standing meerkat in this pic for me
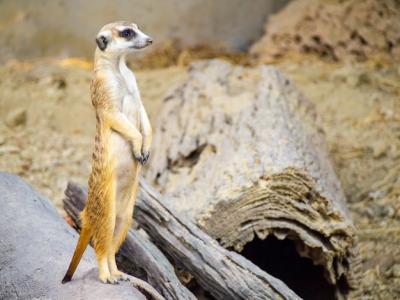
[62,21,153,285]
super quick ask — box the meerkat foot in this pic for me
[111,270,130,282]
[99,273,119,284]
[99,267,119,284]
[108,275,120,284]
[108,255,129,282]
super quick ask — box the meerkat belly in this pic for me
[110,93,140,210]
[110,133,135,180]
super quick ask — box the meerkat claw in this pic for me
[135,152,149,165]
[142,151,150,164]
[118,274,130,282]
[134,154,144,164]
[111,270,130,282]
[144,151,150,159]
[100,273,118,285]
[107,277,119,285]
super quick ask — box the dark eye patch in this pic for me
[119,28,136,39]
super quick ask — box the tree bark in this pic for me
[145,60,362,298]
[64,182,196,300]
[64,181,301,300]
[0,173,147,300]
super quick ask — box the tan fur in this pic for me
[62,21,153,285]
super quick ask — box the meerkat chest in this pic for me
[118,63,141,125]
[121,93,139,126]
[108,63,141,178]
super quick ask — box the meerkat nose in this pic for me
[146,38,153,45]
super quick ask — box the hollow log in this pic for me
[64,181,301,300]
[64,182,196,300]
[145,60,362,298]
[0,173,147,300]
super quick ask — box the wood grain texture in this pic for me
[145,60,362,297]
[64,181,301,300]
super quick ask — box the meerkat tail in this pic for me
[62,225,91,284]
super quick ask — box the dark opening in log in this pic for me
[240,236,337,300]
[185,279,216,300]
[146,60,362,298]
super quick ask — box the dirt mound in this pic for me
[250,0,400,63]
[131,40,248,69]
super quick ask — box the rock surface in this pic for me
[0,0,288,62]
[250,0,400,63]
[5,108,27,128]
[0,172,146,300]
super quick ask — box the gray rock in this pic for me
[0,172,145,300]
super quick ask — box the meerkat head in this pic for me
[95,21,153,54]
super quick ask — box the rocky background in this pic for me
[0,0,287,62]
[250,0,400,63]
[0,0,399,299]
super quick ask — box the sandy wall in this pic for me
[0,0,287,62]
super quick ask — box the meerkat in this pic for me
[62,21,153,285]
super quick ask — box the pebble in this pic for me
[5,108,27,127]
[392,264,400,278]
[371,141,387,158]
[362,270,376,287]
[375,204,395,218]
[0,145,20,154]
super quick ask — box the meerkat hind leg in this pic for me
[108,191,135,281]
[108,214,132,281]
[108,215,164,300]
[97,252,119,284]
[108,225,131,281]
[92,192,119,284]
[94,226,118,284]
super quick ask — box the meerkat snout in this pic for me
[95,21,153,53]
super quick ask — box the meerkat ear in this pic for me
[96,35,108,51]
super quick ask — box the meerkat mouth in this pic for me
[129,45,148,49]
[129,39,152,50]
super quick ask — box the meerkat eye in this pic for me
[120,29,135,38]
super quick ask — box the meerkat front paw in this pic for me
[134,153,144,164]
[133,151,149,165]
[132,145,144,164]
[141,151,150,165]
[131,134,143,161]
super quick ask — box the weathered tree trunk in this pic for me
[145,60,362,298]
[64,181,301,300]
[0,173,147,300]
[64,182,196,300]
